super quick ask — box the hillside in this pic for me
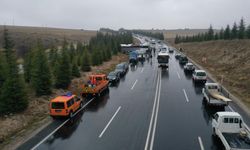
[0,25,97,57]
[174,40,250,109]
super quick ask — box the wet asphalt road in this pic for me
[18,42,250,150]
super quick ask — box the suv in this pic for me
[115,63,126,76]
[121,62,129,72]
[184,63,195,72]
[107,71,120,83]
[179,56,188,65]
[175,53,181,59]
[49,93,83,118]
[192,70,207,83]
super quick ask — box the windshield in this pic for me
[108,72,116,76]
[116,65,124,69]
[197,72,206,76]
[158,55,169,63]
[51,102,65,109]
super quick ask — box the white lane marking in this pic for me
[144,71,160,150]
[183,89,189,102]
[131,79,138,90]
[141,68,144,73]
[31,98,94,150]
[198,136,205,150]
[176,71,181,79]
[99,106,121,138]
[150,72,162,150]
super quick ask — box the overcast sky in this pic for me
[1,0,250,30]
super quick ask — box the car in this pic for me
[120,62,129,72]
[179,55,188,65]
[115,63,126,76]
[168,48,174,53]
[49,93,83,118]
[175,53,181,59]
[184,63,195,72]
[192,70,207,83]
[107,71,120,84]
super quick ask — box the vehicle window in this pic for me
[51,102,65,109]
[197,72,206,76]
[224,118,229,123]
[234,118,239,123]
[214,114,219,121]
[74,97,80,102]
[109,72,115,76]
[67,99,74,107]
[229,118,234,123]
[96,77,103,81]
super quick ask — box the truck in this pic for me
[129,51,138,64]
[202,83,231,106]
[157,51,169,67]
[82,74,109,97]
[212,112,250,150]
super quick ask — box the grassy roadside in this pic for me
[173,40,250,111]
[0,53,128,150]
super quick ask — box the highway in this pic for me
[18,40,250,150]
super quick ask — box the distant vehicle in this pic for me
[115,63,127,76]
[82,74,109,97]
[157,51,169,67]
[179,55,188,65]
[107,71,120,84]
[184,63,195,72]
[129,51,138,64]
[202,83,231,106]
[168,47,174,53]
[212,112,250,150]
[192,70,207,83]
[49,93,83,118]
[121,62,129,72]
[175,53,181,59]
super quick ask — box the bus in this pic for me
[157,51,169,67]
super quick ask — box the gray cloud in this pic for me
[0,0,250,30]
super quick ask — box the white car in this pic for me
[184,63,195,72]
[192,70,207,83]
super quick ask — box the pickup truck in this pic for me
[202,83,231,106]
[212,112,250,150]
[82,74,109,97]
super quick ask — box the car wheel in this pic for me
[80,102,83,108]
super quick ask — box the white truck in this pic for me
[212,112,250,150]
[202,83,231,106]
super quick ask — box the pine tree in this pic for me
[31,42,52,96]
[219,28,224,39]
[23,49,33,83]
[0,53,6,89]
[224,25,231,40]
[231,22,238,39]
[238,18,246,39]
[55,43,71,89]
[81,49,91,71]
[71,59,80,77]
[214,33,219,40]
[207,25,214,40]
[0,27,28,114]
[246,25,250,39]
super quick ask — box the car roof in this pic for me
[186,63,193,65]
[205,83,219,86]
[216,112,241,117]
[195,70,205,73]
[51,95,76,103]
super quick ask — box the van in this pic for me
[49,93,83,118]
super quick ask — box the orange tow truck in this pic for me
[82,74,109,97]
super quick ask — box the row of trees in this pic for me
[175,18,250,44]
[133,30,164,40]
[0,29,132,115]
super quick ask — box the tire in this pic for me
[80,102,83,108]
[212,128,216,137]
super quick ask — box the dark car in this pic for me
[107,71,120,83]
[175,53,181,59]
[115,63,126,76]
[179,56,188,65]
[120,62,129,72]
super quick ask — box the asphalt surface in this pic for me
[18,40,250,150]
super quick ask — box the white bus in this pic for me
[157,51,169,67]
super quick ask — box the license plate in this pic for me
[55,110,62,112]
